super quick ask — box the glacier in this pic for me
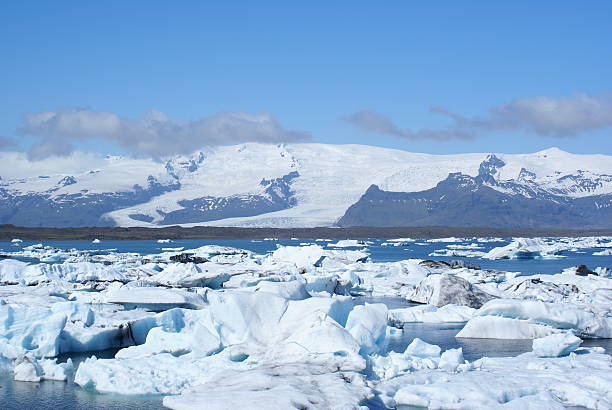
[1,144,611,228]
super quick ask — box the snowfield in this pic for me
[0,238,610,409]
[2,144,611,228]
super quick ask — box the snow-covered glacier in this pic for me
[0,238,611,409]
[1,144,611,227]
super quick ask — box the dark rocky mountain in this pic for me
[338,156,612,229]
[0,176,180,227]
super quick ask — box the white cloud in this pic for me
[17,108,311,159]
[0,151,108,179]
[345,92,612,140]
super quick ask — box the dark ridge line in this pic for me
[1,224,611,241]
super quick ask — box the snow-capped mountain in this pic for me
[338,155,612,228]
[0,144,611,228]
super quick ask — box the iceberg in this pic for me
[404,338,441,358]
[409,274,494,308]
[457,299,612,339]
[389,304,475,326]
[103,287,208,310]
[532,332,582,357]
[483,238,563,260]
[13,355,74,382]
[378,348,612,409]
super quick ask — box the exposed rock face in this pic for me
[338,156,612,229]
[408,274,495,308]
[169,254,209,264]
[157,171,300,225]
[0,176,180,227]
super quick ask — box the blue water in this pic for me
[2,237,610,275]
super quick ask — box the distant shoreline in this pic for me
[1,224,611,241]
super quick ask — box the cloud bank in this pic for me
[17,109,311,160]
[345,92,612,140]
[0,137,17,150]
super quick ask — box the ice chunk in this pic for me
[378,348,612,409]
[483,238,562,260]
[269,245,368,269]
[404,338,441,358]
[456,315,558,339]
[532,332,582,357]
[163,365,371,410]
[13,359,40,382]
[0,304,67,358]
[409,274,494,308]
[345,303,388,355]
[327,239,372,248]
[389,304,475,326]
[150,263,230,288]
[74,292,368,396]
[0,259,30,284]
[2,261,127,285]
[593,249,612,256]
[457,299,612,339]
[13,355,74,382]
[438,348,464,372]
[245,280,310,300]
[103,287,207,310]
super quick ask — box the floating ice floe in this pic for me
[457,298,612,339]
[594,249,612,256]
[388,304,475,326]
[0,239,610,408]
[327,239,372,248]
[426,237,465,243]
[408,273,495,308]
[12,355,74,382]
[428,248,487,258]
[377,347,612,409]
[532,332,582,357]
[483,237,565,260]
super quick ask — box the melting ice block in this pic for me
[437,348,465,372]
[532,332,582,357]
[457,299,612,339]
[409,274,494,308]
[404,338,441,358]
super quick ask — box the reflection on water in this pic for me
[0,374,164,410]
[389,323,535,361]
[0,348,164,410]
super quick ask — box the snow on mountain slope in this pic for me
[1,153,171,196]
[0,144,611,228]
[107,144,486,227]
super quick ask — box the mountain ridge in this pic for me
[0,143,611,228]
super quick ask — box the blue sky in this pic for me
[1,1,611,158]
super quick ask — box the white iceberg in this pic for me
[532,332,582,357]
[389,304,475,326]
[483,238,563,260]
[457,299,612,339]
